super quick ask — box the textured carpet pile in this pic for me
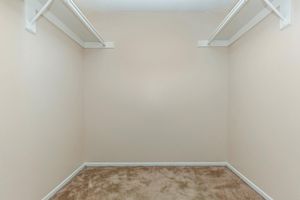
[51,167,264,200]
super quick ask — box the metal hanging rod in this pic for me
[207,0,248,45]
[64,0,106,46]
[203,0,290,47]
[27,0,107,47]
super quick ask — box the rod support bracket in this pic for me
[25,0,54,34]
[278,0,291,30]
[264,0,291,29]
[25,0,38,34]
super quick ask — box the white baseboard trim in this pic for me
[226,163,273,200]
[41,163,85,200]
[42,162,273,200]
[84,162,228,167]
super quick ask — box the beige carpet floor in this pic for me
[51,166,265,200]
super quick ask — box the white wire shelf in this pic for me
[198,0,291,47]
[25,0,114,49]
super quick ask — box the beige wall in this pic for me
[0,1,84,199]
[4,0,299,199]
[83,12,229,162]
[229,1,300,199]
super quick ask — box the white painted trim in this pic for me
[41,163,85,200]
[41,162,226,199]
[41,162,273,200]
[84,162,228,167]
[226,163,273,200]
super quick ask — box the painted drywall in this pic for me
[0,1,84,199]
[83,12,229,162]
[229,0,300,199]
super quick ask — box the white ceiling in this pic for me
[75,0,234,12]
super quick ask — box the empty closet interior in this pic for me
[1,0,299,199]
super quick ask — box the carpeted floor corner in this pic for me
[51,166,264,200]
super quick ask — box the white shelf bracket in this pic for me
[198,0,291,48]
[64,0,106,47]
[207,0,249,45]
[198,0,249,47]
[25,0,54,34]
[263,0,291,29]
[24,0,115,49]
